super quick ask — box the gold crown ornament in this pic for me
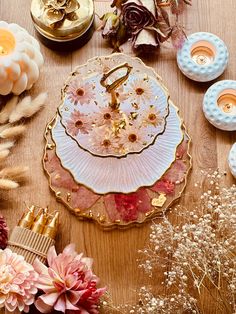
[8,205,59,264]
[31,0,95,49]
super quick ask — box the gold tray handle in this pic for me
[100,63,132,109]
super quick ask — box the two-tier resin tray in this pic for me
[43,54,192,229]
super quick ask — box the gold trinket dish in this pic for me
[31,0,94,49]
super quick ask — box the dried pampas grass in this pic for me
[0,150,10,160]
[0,92,47,191]
[0,96,18,124]
[0,125,26,139]
[0,179,19,190]
[9,92,47,123]
[0,141,14,152]
[0,166,29,182]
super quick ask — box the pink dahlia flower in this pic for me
[34,244,106,314]
[0,248,38,312]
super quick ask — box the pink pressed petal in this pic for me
[51,170,79,191]
[35,298,53,313]
[71,186,101,210]
[46,155,79,191]
[164,160,187,183]
[45,155,60,173]
[135,188,151,213]
[176,140,187,159]
[105,189,150,222]
[151,180,175,195]
[104,194,121,222]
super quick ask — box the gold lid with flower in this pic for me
[31,0,94,43]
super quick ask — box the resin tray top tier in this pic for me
[52,54,183,194]
[53,103,182,194]
[58,54,170,158]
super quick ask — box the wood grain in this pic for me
[1,1,236,313]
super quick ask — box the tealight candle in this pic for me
[203,80,236,131]
[217,90,236,115]
[0,21,44,95]
[228,143,236,178]
[177,32,228,82]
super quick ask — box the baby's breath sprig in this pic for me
[102,171,236,314]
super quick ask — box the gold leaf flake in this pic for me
[47,143,55,150]
[152,194,167,207]
[67,192,71,202]
[99,215,106,223]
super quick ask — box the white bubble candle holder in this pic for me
[0,21,44,95]
[203,80,236,131]
[228,143,236,178]
[177,32,229,82]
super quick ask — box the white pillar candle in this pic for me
[0,21,44,95]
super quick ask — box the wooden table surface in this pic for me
[1,0,236,313]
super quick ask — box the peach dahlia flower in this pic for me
[0,249,38,313]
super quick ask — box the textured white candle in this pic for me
[0,21,44,95]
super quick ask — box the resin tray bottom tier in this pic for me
[43,105,192,229]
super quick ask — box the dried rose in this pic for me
[133,29,159,52]
[156,6,172,42]
[111,0,127,8]
[101,12,120,39]
[101,12,128,52]
[122,0,157,36]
